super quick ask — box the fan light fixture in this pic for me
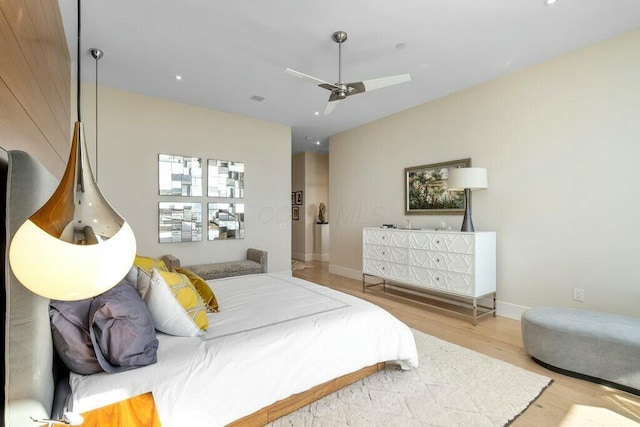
[8,0,136,301]
[447,168,488,232]
[285,30,411,115]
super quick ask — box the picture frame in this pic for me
[405,158,471,215]
[291,192,295,205]
[295,191,303,205]
[292,206,299,220]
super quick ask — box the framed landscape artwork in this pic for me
[405,158,471,215]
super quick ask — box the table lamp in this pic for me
[447,167,488,232]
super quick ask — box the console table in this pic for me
[362,227,496,325]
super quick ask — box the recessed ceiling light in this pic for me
[175,75,182,80]
[316,141,320,145]
[314,111,319,116]
[545,0,557,5]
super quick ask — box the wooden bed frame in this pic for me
[229,362,386,426]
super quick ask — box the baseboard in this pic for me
[313,253,330,261]
[328,264,361,281]
[496,301,529,321]
[328,265,529,321]
[292,252,314,262]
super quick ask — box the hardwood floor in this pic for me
[293,261,640,427]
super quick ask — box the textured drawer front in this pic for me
[363,244,408,263]
[409,232,475,254]
[409,249,474,274]
[408,266,474,296]
[363,229,408,247]
[363,258,408,281]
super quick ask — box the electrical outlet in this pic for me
[573,288,585,302]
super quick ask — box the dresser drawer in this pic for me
[363,258,408,281]
[408,249,474,274]
[363,229,408,247]
[409,232,474,254]
[363,244,408,263]
[408,266,474,296]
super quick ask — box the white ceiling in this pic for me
[58,1,640,154]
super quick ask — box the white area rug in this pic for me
[270,329,552,426]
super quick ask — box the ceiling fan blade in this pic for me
[324,99,342,115]
[284,68,339,90]
[360,74,411,92]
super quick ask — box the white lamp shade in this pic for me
[9,220,136,300]
[447,167,488,191]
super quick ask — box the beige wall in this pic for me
[78,84,292,272]
[329,29,640,319]
[291,153,306,259]
[291,152,329,261]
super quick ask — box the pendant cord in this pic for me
[95,52,99,182]
[338,42,342,83]
[76,0,81,123]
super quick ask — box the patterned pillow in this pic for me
[175,266,219,312]
[144,269,209,337]
[134,255,169,273]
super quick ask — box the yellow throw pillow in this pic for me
[175,267,219,313]
[134,255,169,273]
[145,269,208,336]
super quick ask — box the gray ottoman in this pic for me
[522,307,640,395]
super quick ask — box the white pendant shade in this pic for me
[9,220,136,300]
[447,167,488,190]
[8,122,136,300]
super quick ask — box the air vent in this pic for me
[250,95,265,102]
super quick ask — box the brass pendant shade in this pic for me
[8,0,136,300]
[9,122,136,300]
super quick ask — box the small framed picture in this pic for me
[292,206,299,220]
[295,191,303,205]
[291,192,295,205]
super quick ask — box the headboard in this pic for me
[2,149,60,426]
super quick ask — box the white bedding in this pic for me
[70,273,418,426]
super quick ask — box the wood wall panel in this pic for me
[1,0,69,137]
[0,79,64,176]
[0,0,70,178]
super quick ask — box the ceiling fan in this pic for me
[285,31,411,115]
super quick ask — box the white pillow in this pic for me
[144,269,206,337]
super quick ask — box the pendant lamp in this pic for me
[8,0,136,301]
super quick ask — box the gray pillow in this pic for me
[50,299,103,375]
[89,279,159,373]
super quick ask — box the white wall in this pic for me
[329,29,640,319]
[78,85,291,272]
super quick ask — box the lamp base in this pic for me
[460,188,475,232]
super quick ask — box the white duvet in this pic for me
[70,273,418,426]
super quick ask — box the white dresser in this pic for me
[362,227,496,324]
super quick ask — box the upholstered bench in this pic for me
[521,307,640,395]
[162,248,267,280]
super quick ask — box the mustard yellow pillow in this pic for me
[145,269,208,336]
[134,255,168,273]
[175,267,219,313]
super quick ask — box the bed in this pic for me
[2,148,418,426]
